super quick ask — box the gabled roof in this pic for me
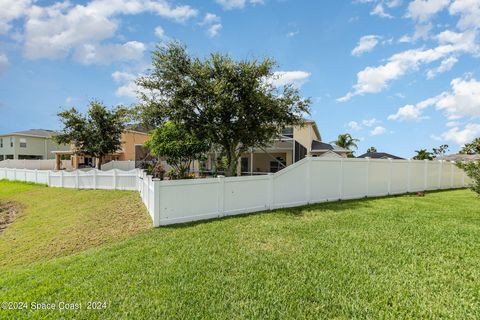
[357,152,404,160]
[0,129,58,138]
[311,140,350,153]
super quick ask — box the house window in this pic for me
[10,138,13,147]
[270,157,286,173]
[282,127,294,138]
[19,138,27,148]
[0,155,3,161]
[241,157,249,173]
[0,138,3,148]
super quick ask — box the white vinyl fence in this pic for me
[144,157,472,227]
[0,167,138,190]
[0,159,73,170]
[101,160,136,171]
[1,157,473,227]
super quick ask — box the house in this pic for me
[203,120,350,175]
[436,154,480,162]
[357,152,405,160]
[52,128,150,169]
[0,129,69,161]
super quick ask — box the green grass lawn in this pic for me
[0,180,479,319]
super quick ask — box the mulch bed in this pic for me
[0,201,21,234]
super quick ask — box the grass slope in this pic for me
[0,181,479,319]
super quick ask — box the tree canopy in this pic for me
[367,146,377,153]
[55,101,127,169]
[331,133,359,157]
[460,138,480,154]
[135,42,310,176]
[145,121,209,179]
[413,149,434,160]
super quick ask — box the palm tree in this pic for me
[460,138,480,154]
[413,149,433,160]
[367,146,377,153]
[331,133,359,157]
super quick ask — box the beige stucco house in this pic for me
[53,129,149,169]
[203,120,350,175]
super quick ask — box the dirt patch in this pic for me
[0,201,22,234]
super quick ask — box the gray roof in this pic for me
[311,140,350,152]
[1,129,59,138]
[357,152,404,160]
[437,154,480,162]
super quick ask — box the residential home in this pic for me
[357,152,405,160]
[52,127,150,169]
[203,120,350,175]
[0,129,69,161]
[436,154,480,162]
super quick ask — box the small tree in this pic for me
[457,137,480,196]
[367,146,377,153]
[145,121,209,179]
[413,149,433,160]
[432,144,449,158]
[135,41,310,176]
[55,101,127,169]
[460,138,480,154]
[331,133,359,157]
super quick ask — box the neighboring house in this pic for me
[52,128,150,169]
[357,152,405,160]
[203,120,350,175]
[0,129,69,161]
[437,154,480,162]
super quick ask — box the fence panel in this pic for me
[274,161,309,208]
[310,159,342,202]
[224,176,270,215]
[342,159,369,199]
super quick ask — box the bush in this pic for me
[457,161,480,196]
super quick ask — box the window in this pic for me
[281,127,294,138]
[6,155,13,160]
[10,138,13,148]
[0,138,3,148]
[0,155,3,161]
[19,138,27,148]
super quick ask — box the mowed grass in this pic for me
[0,181,480,319]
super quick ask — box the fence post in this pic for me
[75,169,79,189]
[306,157,312,203]
[438,160,443,189]
[35,169,38,184]
[153,180,161,227]
[93,169,97,190]
[424,160,428,191]
[13,168,16,181]
[407,159,412,192]
[60,170,64,188]
[113,169,117,190]
[388,159,393,195]
[338,159,344,200]
[268,173,274,210]
[217,175,225,217]
[47,170,51,186]
[450,161,454,188]
[365,158,370,197]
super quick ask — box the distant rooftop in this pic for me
[0,129,59,138]
[357,152,405,160]
[437,154,480,162]
[311,140,350,153]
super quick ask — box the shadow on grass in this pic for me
[160,189,467,230]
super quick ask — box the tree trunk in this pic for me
[224,150,239,177]
[96,156,103,170]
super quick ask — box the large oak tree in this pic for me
[135,42,310,176]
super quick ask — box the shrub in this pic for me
[457,161,480,196]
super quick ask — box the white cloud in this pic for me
[338,30,478,101]
[406,0,450,22]
[19,0,197,62]
[398,23,433,43]
[0,54,9,75]
[348,121,362,130]
[352,35,381,56]
[370,3,393,18]
[362,118,380,127]
[0,0,32,34]
[446,120,461,127]
[388,96,438,121]
[73,41,146,65]
[435,76,480,119]
[439,123,480,144]
[200,13,222,38]
[207,24,222,37]
[449,0,480,30]
[270,71,311,88]
[370,126,387,136]
[426,56,458,78]
[287,30,299,38]
[215,0,264,10]
[154,26,167,39]
[112,70,139,99]
[386,0,403,8]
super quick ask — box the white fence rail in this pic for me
[0,167,138,191]
[1,157,473,227]
[0,159,73,170]
[148,158,472,227]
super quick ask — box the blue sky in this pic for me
[0,0,479,158]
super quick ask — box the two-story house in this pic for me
[0,129,69,161]
[204,120,350,175]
